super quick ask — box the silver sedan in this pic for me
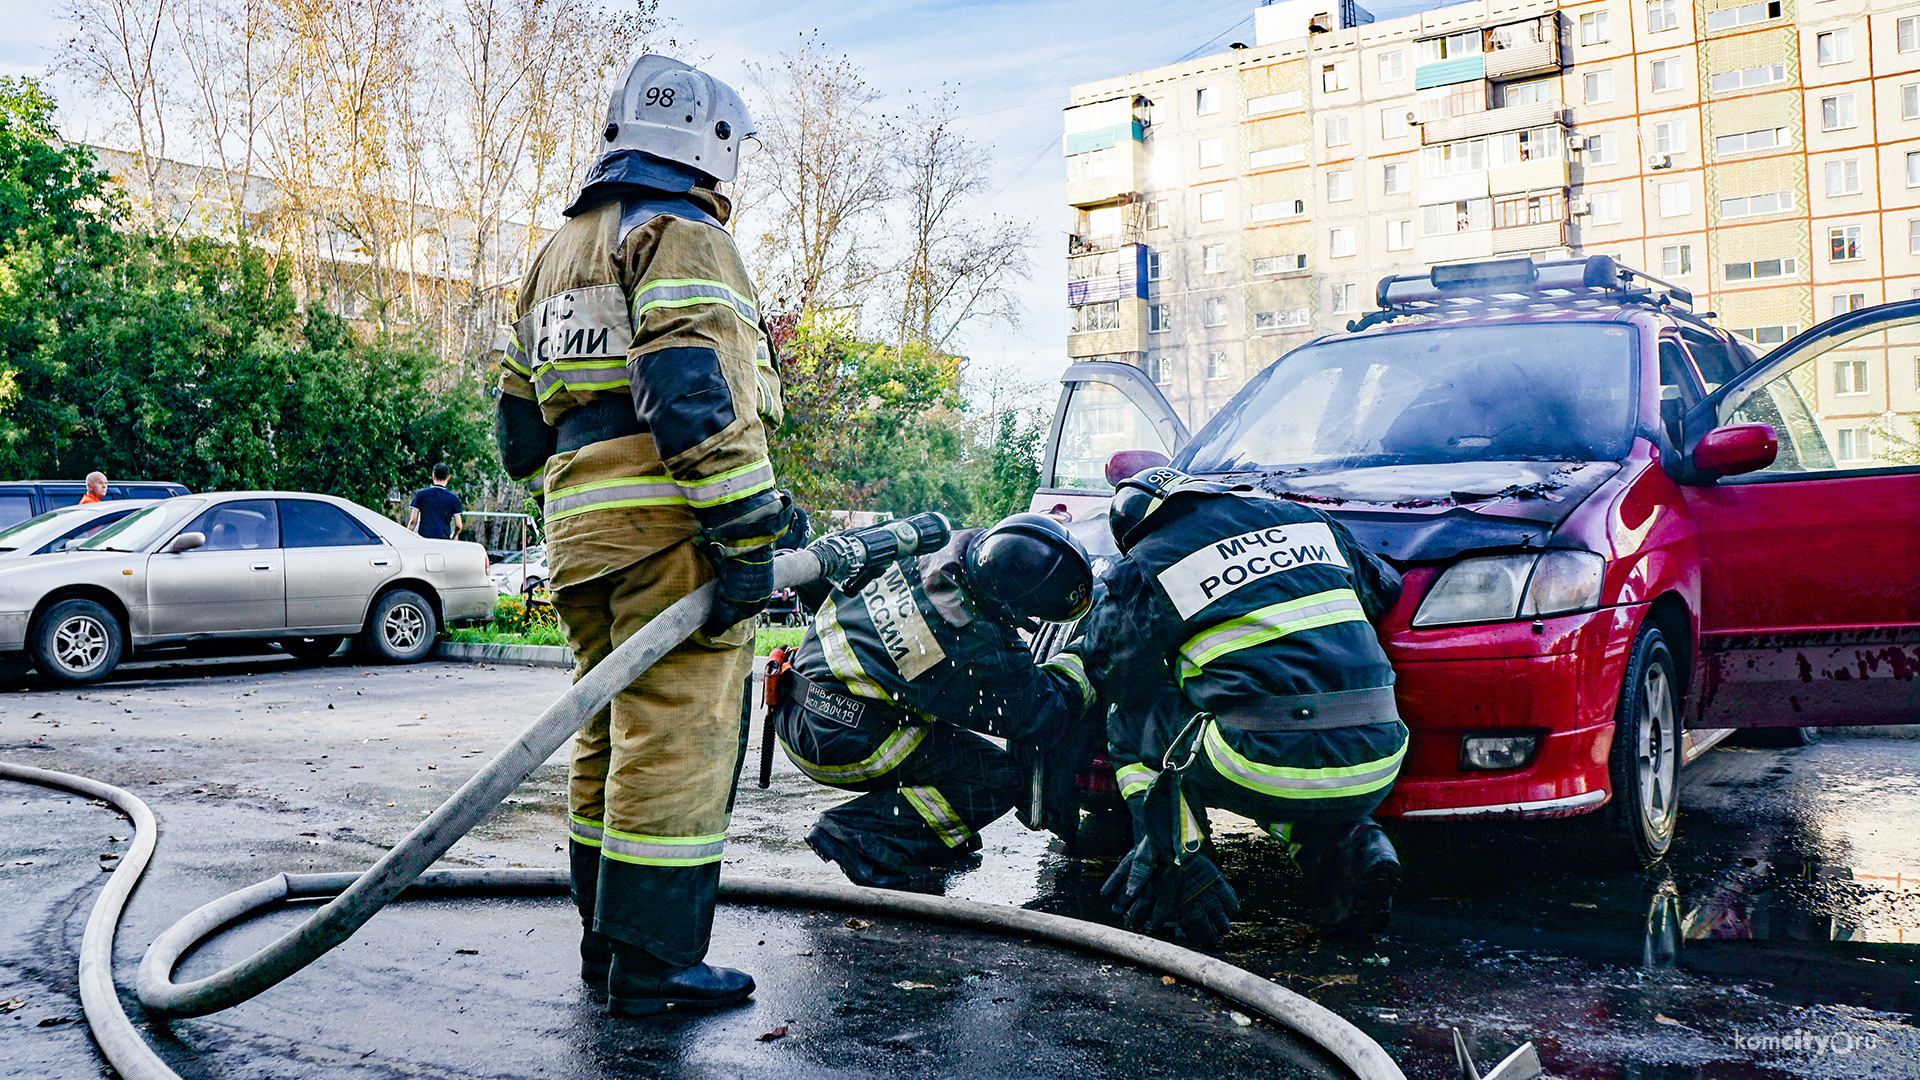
[0,491,498,684]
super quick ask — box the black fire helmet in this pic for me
[962,513,1094,625]
[1108,466,1190,553]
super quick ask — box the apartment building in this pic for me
[1063,0,1920,464]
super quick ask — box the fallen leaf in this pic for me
[38,1016,75,1027]
[385,802,396,807]
[1318,974,1360,986]
[758,1024,789,1042]
[1160,975,1177,986]
[1230,1012,1253,1027]
[892,981,937,991]
[455,949,478,955]
[844,918,872,930]
[1571,902,1598,909]
[1,997,24,1012]
[1654,1013,1692,1029]
[794,950,814,957]
[12,861,32,866]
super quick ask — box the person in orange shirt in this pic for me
[78,472,107,504]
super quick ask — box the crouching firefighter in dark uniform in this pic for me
[1059,467,1408,942]
[770,514,1098,890]
[495,56,788,1017]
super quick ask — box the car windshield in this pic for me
[1180,323,1639,474]
[76,500,204,552]
[0,506,93,551]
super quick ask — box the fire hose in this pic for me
[0,512,1412,1080]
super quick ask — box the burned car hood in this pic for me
[1229,460,1623,565]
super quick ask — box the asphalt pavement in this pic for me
[0,649,1913,1080]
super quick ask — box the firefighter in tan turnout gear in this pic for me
[495,55,787,1018]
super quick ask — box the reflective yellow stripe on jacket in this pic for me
[543,475,686,523]
[901,785,971,848]
[1201,719,1406,801]
[778,725,928,785]
[631,277,759,330]
[1176,589,1368,682]
[1042,652,1095,710]
[1114,762,1159,801]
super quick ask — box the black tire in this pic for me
[1576,623,1682,869]
[1730,725,1821,748]
[30,599,124,685]
[279,635,344,661]
[362,589,437,664]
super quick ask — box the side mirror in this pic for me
[1105,449,1171,487]
[1693,423,1777,477]
[167,531,206,553]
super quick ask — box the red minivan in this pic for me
[1032,257,1919,864]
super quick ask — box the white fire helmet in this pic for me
[598,55,753,184]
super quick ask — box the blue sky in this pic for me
[0,0,1448,386]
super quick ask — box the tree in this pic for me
[0,77,121,246]
[56,0,177,231]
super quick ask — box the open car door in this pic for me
[1678,300,1920,728]
[1030,362,1188,555]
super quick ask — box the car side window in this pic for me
[279,500,380,548]
[1726,358,1836,475]
[183,500,280,551]
[0,495,31,530]
[1726,324,1919,477]
[1657,340,1690,446]
[1680,328,1746,390]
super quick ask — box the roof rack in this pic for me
[1349,256,1708,333]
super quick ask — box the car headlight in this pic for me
[1412,550,1606,628]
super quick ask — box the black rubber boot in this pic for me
[606,942,755,1018]
[581,924,613,997]
[806,824,914,891]
[1322,820,1401,938]
[570,839,609,995]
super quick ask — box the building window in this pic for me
[1422,198,1492,234]
[1206,351,1230,381]
[1587,191,1622,224]
[1249,144,1307,169]
[1416,30,1481,64]
[1815,29,1852,66]
[1834,428,1869,462]
[1909,151,1920,187]
[1252,308,1310,331]
[1900,15,1919,53]
[1493,190,1566,227]
[1832,292,1867,317]
[1146,200,1168,229]
[1323,62,1349,93]
[1724,257,1797,281]
[1387,219,1413,250]
[1202,244,1227,274]
[1378,51,1404,82]
[1647,0,1679,32]
[1650,59,1682,93]
[1655,121,1687,154]
[1383,162,1408,193]
[1502,79,1551,107]
[1719,191,1795,218]
[1822,94,1856,131]
[1834,359,1868,396]
[1072,301,1122,333]
[1247,91,1302,116]
[1146,250,1163,281]
[1715,127,1788,155]
[1709,63,1787,93]
[1331,282,1358,314]
[1658,181,1690,217]
[1830,225,1863,261]
[1825,159,1862,196]
[1580,10,1610,45]
[1329,226,1356,258]
[1327,169,1353,201]
[1380,109,1408,139]
[1662,244,1692,276]
[1203,297,1228,327]
[1199,190,1225,222]
[1251,199,1307,222]
[1251,254,1307,275]
[1325,115,1352,147]
[1731,324,1800,347]
[1149,304,1171,333]
[1584,131,1618,164]
[1910,218,1920,256]
[1904,84,1919,120]
[1150,356,1174,385]
[1705,1,1781,31]
[1584,70,1614,104]
[1421,137,1489,177]
[1199,138,1223,168]
[1196,87,1218,115]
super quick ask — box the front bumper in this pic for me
[0,611,28,652]
[1375,603,1641,822]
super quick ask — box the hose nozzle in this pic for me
[806,512,951,595]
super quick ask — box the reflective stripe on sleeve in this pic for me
[1114,762,1160,801]
[901,785,972,848]
[535,358,632,402]
[778,725,927,784]
[680,459,776,508]
[631,277,759,329]
[543,475,687,523]
[814,594,893,702]
[600,828,727,866]
[1041,652,1094,709]
[503,338,534,378]
[1178,793,1205,851]
[1176,589,1368,682]
[569,814,604,848]
[1201,719,1406,801]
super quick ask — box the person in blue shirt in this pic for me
[408,463,465,540]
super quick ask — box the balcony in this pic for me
[1489,156,1569,195]
[1421,100,1564,144]
[1067,245,1148,306]
[1484,16,1561,80]
[1415,54,1485,90]
[1492,220,1567,253]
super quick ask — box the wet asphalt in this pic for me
[0,648,1913,1080]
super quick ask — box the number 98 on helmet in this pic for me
[962,514,1094,625]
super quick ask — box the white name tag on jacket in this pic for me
[1156,521,1350,619]
[864,561,946,681]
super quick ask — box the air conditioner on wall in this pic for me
[1647,154,1672,169]
[1567,136,1585,152]
[1570,196,1592,215]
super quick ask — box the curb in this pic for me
[434,641,574,668]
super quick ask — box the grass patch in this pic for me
[756,626,805,653]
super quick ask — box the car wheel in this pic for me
[31,599,124,686]
[280,635,344,661]
[363,589,436,664]
[1579,623,1681,868]
[1730,725,1821,748]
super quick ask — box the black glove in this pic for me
[703,546,773,636]
[1168,854,1238,947]
[1100,841,1238,946]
